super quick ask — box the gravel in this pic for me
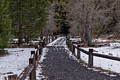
[38,38,120,80]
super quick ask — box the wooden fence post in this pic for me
[43,39,45,47]
[88,49,93,68]
[31,51,36,64]
[8,74,17,80]
[48,36,50,43]
[71,41,73,52]
[68,40,70,48]
[66,39,68,47]
[29,58,34,80]
[72,44,75,54]
[77,45,80,59]
[52,36,54,42]
[31,51,35,55]
[69,40,72,51]
[39,47,42,56]
[67,39,70,49]
[29,51,36,80]
[35,50,38,61]
[45,37,48,45]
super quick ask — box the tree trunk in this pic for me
[18,0,23,46]
[82,0,93,47]
[18,24,23,46]
[84,26,93,46]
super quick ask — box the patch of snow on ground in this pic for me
[93,38,111,42]
[110,43,120,48]
[47,37,63,46]
[65,48,78,61]
[36,48,53,80]
[36,48,49,80]
[93,38,120,43]
[0,48,34,80]
[77,43,120,73]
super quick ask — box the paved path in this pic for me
[37,37,120,80]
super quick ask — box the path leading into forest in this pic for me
[36,37,120,80]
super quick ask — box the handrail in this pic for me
[18,64,34,80]
[7,36,56,80]
[74,45,89,55]
[7,42,43,80]
[93,52,120,61]
[67,39,120,68]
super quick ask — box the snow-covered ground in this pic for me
[0,48,34,80]
[1,37,120,80]
[73,38,120,74]
[36,48,49,80]
[93,38,120,43]
[37,37,120,79]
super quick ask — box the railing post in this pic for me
[8,74,17,80]
[68,40,70,48]
[39,46,42,56]
[39,47,42,56]
[39,42,43,55]
[48,36,50,43]
[88,49,93,68]
[72,44,75,54]
[31,51,35,55]
[52,36,54,42]
[45,37,48,45]
[77,44,80,59]
[35,50,38,61]
[69,40,72,51]
[29,58,34,80]
[66,38,68,47]
[67,39,70,49]
[31,51,36,65]
[29,51,36,80]
[69,40,71,49]
[43,39,45,47]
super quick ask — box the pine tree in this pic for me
[10,0,49,45]
[54,1,70,35]
[0,0,12,50]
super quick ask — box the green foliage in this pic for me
[54,2,70,35]
[10,0,49,42]
[0,0,12,49]
[0,0,50,48]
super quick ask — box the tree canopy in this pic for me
[0,0,12,49]
[0,0,49,49]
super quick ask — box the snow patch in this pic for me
[36,48,49,80]
[0,48,34,80]
[80,45,120,73]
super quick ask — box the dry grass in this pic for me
[0,50,8,57]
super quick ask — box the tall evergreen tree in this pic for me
[10,0,49,45]
[54,1,70,35]
[0,0,12,50]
